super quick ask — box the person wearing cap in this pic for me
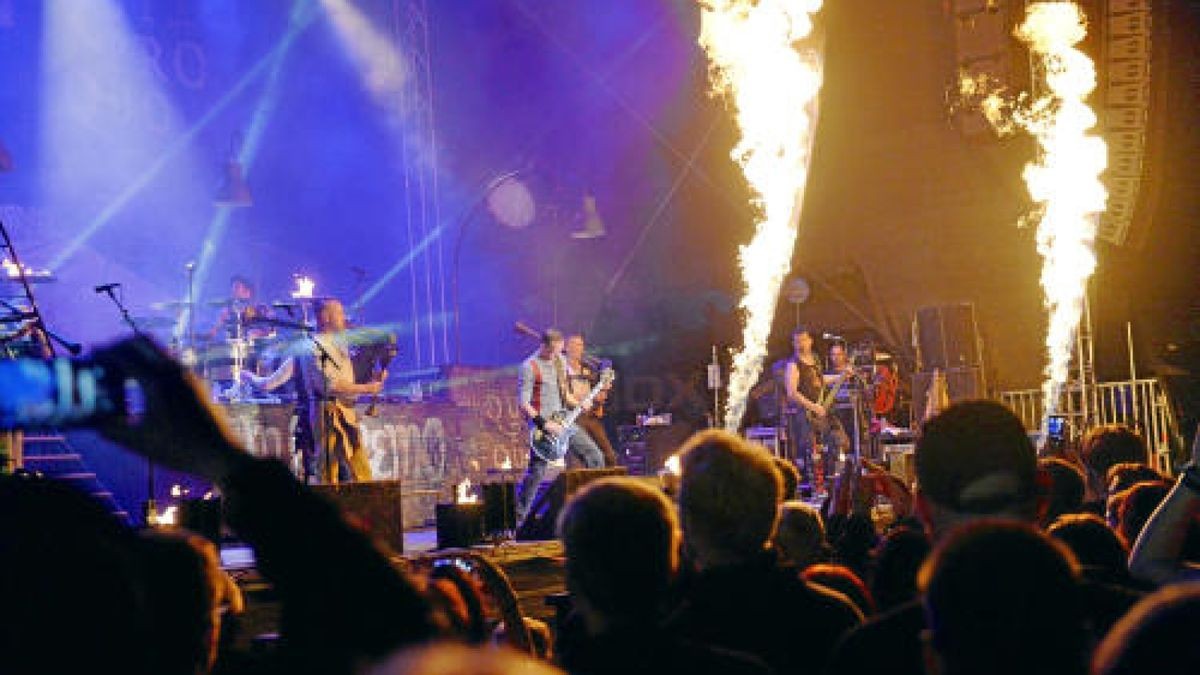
[514,329,604,523]
[827,400,1142,675]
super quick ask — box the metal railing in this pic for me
[999,378,1178,474]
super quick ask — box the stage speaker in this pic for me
[912,367,986,424]
[482,481,517,534]
[915,303,983,370]
[436,503,485,549]
[515,467,628,541]
[617,423,693,476]
[311,480,404,554]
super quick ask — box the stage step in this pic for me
[20,434,130,526]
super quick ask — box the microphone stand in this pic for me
[307,330,340,484]
[96,284,162,522]
[98,286,143,337]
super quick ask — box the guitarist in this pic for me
[564,333,617,467]
[782,326,851,495]
[515,329,604,522]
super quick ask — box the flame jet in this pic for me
[696,0,824,430]
[970,3,1108,430]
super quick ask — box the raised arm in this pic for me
[1128,427,1200,585]
[244,356,295,392]
[96,337,435,669]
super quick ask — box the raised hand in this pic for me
[94,336,249,484]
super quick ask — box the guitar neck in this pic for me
[563,375,610,427]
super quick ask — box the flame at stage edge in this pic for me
[695,0,824,431]
[1017,2,1108,428]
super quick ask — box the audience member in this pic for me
[868,525,931,613]
[1039,456,1087,527]
[138,530,244,675]
[668,429,862,673]
[0,472,154,675]
[1080,425,1148,514]
[556,476,768,674]
[367,642,564,675]
[801,563,876,617]
[1127,426,1200,586]
[827,400,1140,675]
[94,337,439,673]
[1114,480,1170,549]
[1047,513,1132,587]
[921,521,1088,675]
[1091,583,1200,675]
[774,500,830,569]
[772,455,800,501]
[1105,462,1164,498]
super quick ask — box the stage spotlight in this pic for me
[214,132,252,208]
[485,174,535,230]
[570,192,606,239]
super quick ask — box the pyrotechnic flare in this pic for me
[1018,2,1108,431]
[961,2,1106,435]
[696,0,824,430]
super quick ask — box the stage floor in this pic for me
[219,529,567,648]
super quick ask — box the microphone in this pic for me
[94,282,121,294]
[822,332,844,341]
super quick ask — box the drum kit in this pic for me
[136,297,320,403]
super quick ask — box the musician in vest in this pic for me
[242,298,385,484]
[516,329,605,522]
[782,326,851,493]
[564,333,618,467]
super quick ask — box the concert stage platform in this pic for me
[219,532,567,650]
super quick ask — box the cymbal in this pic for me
[246,315,312,331]
[0,274,55,284]
[151,300,194,310]
[151,298,243,310]
[130,316,177,329]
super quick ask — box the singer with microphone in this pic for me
[242,298,384,484]
[563,333,617,467]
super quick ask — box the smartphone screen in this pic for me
[0,358,128,429]
[1047,415,1066,440]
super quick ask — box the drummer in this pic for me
[208,275,274,341]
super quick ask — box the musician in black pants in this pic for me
[564,333,617,467]
[782,327,850,494]
[515,329,604,523]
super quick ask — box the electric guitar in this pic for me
[529,367,615,462]
[514,320,610,418]
[808,354,865,433]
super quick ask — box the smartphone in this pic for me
[432,556,475,575]
[1047,414,1067,442]
[0,356,140,430]
[218,544,257,570]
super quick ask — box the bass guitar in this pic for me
[529,367,615,462]
[808,353,865,434]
